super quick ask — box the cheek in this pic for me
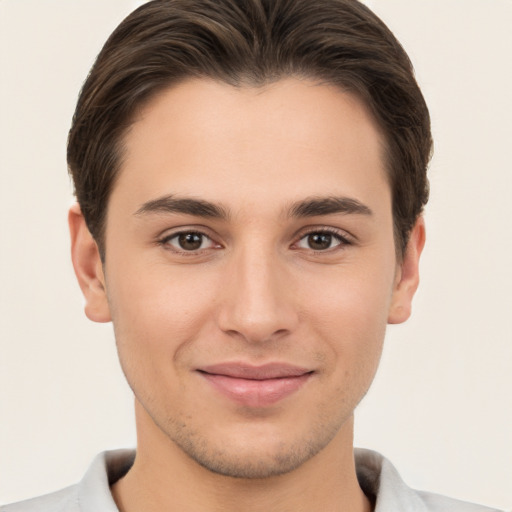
[105,259,220,363]
[303,259,395,377]
[106,264,223,413]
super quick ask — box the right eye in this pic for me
[160,231,217,252]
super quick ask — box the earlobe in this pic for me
[68,203,111,323]
[388,217,426,325]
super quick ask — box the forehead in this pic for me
[112,78,389,216]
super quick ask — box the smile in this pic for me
[197,363,314,407]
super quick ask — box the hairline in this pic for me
[93,74,408,264]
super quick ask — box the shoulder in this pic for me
[354,448,505,512]
[1,485,80,512]
[1,450,134,512]
[416,490,504,512]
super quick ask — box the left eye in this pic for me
[164,232,216,251]
[296,232,345,251]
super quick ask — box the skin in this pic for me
[70,78,424,512]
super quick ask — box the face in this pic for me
[71,78,423,478]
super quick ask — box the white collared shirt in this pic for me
[1,449,504,512]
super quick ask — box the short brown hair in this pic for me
[68,0,432,259]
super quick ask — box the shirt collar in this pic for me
[77,448,427,512]
[77,450,134,512]
[355,448,428,512]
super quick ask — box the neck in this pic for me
[112,404,372,512]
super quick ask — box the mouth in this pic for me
[196,362,314,407]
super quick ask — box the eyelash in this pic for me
[158,230,219,255]
[157,227,352,254]
[294,227,352,252]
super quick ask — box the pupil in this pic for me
[308,233,332,250]
[179,233,202,250]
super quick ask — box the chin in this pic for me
[161,410,346,479]
[175,438,318,479]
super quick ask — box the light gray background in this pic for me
[1,0,511,509]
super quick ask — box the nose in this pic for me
[216,245,299,344]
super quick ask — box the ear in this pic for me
[68,203,111,323]
[388,216,426,324]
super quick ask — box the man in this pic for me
[1,1,504,511]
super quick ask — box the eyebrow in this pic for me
[288,196,373,218]
[134,194,372,220]
[134,195,229,219]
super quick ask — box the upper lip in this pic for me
[198,362,312,380]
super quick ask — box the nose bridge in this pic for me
[217,238,297,343]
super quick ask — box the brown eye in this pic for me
[163,231,216,252]
[296,231,347,251]
[309,233,334,250]
[178,233,203,250]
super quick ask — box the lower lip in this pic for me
[199,372,312,407]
